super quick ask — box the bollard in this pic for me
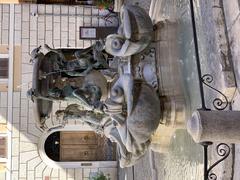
[187,110,240,143]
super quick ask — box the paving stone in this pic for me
[12,123,20,137]
[42,166,53,179]
[61,31,68,47]
[83,17,91,26]
[20,141,37,153]
[27,156,42,171]
[12,171,19,180]
[38,22,45,40]
[30,16,37,31]
[20,98,28,114]
[68,23,76,40]
[0,108,7,124]
[84,7,92,16]
[0,92,8,107]
[92,8,99,16]
[13,108,20,124]
[46,5,53,13]
[2,30,9,44]
[51,168,59,178]
[20,116,27,130]
[30,4,37,13]
[45,30,53,45]
[19,163,27,178]
[83,40,91,48]
[21,38,29,53]
[59,168,67,180]
[28,110,35,124]
[15,13,22,30]
[53,5,60,15]
[75,169,83,180]
[61,16,69,32]
[37,39,45,48]
[12,138,20,157]
[27,170,34,180]
[53,39,60,48]
[83,168,90,178]
[27,123,42,137]
[77,6,83,14]
[35,161,47,178]
[68,6,76,14]
[22,5,30,22]
[2,5,9,13]
[11,156,19,171]
[20,131,39,144]
[53,22,61,40]
[20,150,39,163]
[77,40,84,48]
[30,31,37,46]
[67,169,75,180]
[14,5,22,14]
[76,16,84,27]
[37,4,45,15]
[92,17,99,26]
[14,30,21,45]
[53,15,61,23]
[22,22,30,39]
[46,16,53,31]
[68,40,76,48]
[22,64,33,74]
[21,52,31,64]
[61,6,69,14]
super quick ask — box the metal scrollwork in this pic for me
[201,74,229,110]
[208,173,217,180]
[202,142,231,180]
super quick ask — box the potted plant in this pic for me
[90,171,110,180]
[96,0,114,11]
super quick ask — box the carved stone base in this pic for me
[150,20,190,153]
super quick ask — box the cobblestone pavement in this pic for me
[0,4,118,180]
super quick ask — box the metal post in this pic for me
[189,0,209,110]
[201,142,213,180]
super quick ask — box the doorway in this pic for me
[44,131,116,162]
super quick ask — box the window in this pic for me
[0,58,8,79]
[0,54,9,80]
[0,136,7,159]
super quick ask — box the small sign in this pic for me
[80,27,97,39]
[80,26,118,40]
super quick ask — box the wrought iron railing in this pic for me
[189,0,232,179]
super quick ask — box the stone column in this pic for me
[187,110,240,143]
